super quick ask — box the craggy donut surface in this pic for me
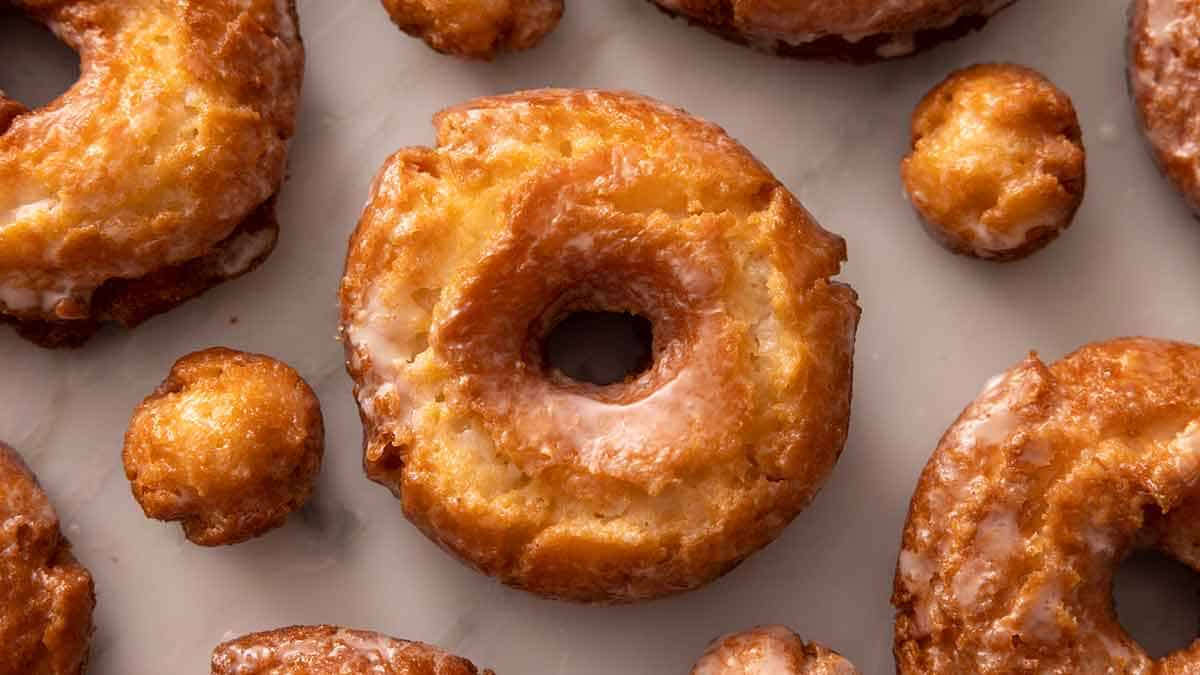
[894,338,1200,673]
[0,443,95,675]
[0,0,304,347]
[902,64,1086,261]
[1130,0,1200,212]
[211,625,494,674]
[340,89,860,603]
[381,0,563,59]
[691,626,859,674]
[648,0,1019,61]
[123,348,324,546]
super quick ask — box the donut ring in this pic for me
[1130,0,1200,213]
[122,348,325,546]
[691,626,859,674]
[381,0,563,60]
[211,625,494,674]
[0,443,95,675]
[0,0,304,348]
[340,89,860,603]
[893,338,1200,673]
[647,1,1020,62]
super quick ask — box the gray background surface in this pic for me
[2,1,1199,672]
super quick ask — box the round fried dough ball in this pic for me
[123,348,324,546]
[902,64,1086,261]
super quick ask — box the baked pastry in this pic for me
[0,443,95,675]
[211,625,494,674]
[0,0,304,348]
[902,64,1086,261]
[647,1,1019,61]
[1130,0,1200,213]
[123,348,324,546]
[894,338,1200,673]
[692,626,858,674]
[381,0,563,59]
[340,89,860,603]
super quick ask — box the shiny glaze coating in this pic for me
[902,64,1086,261]
[381,0,562,59]
[0,0,303,347]
[1130,0,1200,213]
[340,89,860,603]
[123,348,324,546]
[212,625,494,674]
[894,338,1200,673]
[692,626,859,674]
[0,443,94,675]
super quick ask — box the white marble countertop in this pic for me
[3,1,1200,672]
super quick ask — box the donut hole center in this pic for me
[0,12,80,111]
[1114,549,1200,658]
[543,311,654,386]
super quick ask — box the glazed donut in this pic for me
[901,64,1086,261]
[647,1,1020,61]
[893,338,1200,673]
[340,89,860,603]
[381,0,563,59]
[1130,0,1200,213]
[0,443,95,675]
[122,348,324,546]
[0,0,304,348]
[211,625,494,674]
[691,626,859,674]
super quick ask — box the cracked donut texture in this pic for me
[340,89,860,603]
[0,443,94,675]
[122,348,324,547]
[381,0,563,59]
[1130,0,1200,212]
[212,625,494,675]
[902,64,1085,261]
[0,0,303,333]
[692,626,859,674]
[894,338,1200,673]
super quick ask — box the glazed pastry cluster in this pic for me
[2,0,1199,672]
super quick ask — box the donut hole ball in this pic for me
[123,348,324,546]
[691,626,859,674]
[902,64,1086,261]
[381,0,563,59]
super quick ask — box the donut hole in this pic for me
[543,311,654,386]
[0,12,81,111]
[1114,549,1200,658]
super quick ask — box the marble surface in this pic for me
[3,1,1200,672]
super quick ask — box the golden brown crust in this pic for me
[893,338,1200,673]
[647,0,1019,61]
[123,348,324,546]
[691,626,859,674]
[1130,0,1200,213]
[902,64,1086,262]
[340,88,859,603]
[211,625,495,675]
[0,0,303,346]
[0,443,95,675]
[381,0,563,59]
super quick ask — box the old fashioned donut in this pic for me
[0,443,95,675]
[0,0,304,348]
[122,348,324,546]
[1130,0,1200,213]
[902,64,1086,261]
[381,0,563,59]
[893,338,1200,673]
[211,625,494,674]
[647,1,1020,62]
[340,89,860,603]
[691,626,859,674]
